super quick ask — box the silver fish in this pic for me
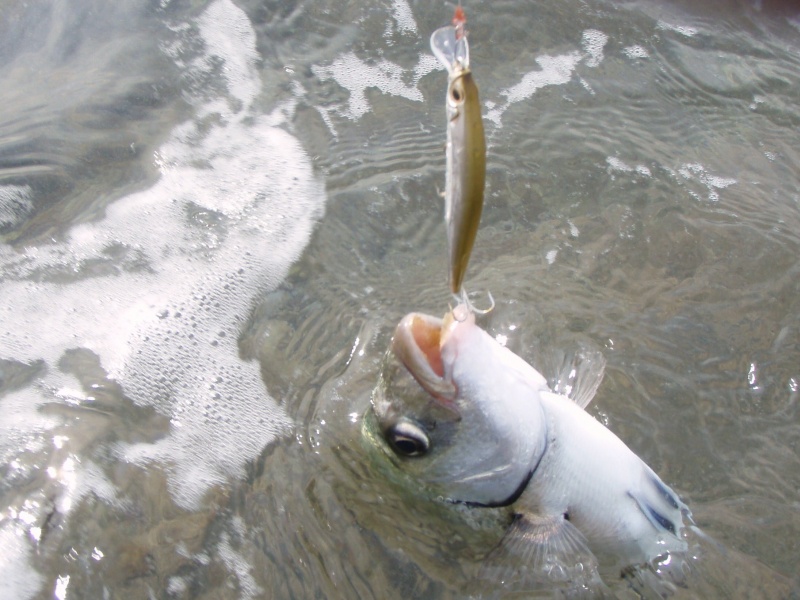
[369,304,691,587]
[431,8,486,295]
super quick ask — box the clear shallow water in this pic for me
[1,0,799,597]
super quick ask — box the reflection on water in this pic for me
[1,0,799,597]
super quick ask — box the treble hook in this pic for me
[450,288,495,320]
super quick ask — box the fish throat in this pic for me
[459,448,544,509]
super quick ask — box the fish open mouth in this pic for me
[391,312,457,402]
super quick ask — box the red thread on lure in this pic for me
[453,5,467,40]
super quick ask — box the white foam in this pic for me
[486,52,582,127]
[218,530,263,599]
[50,456,118,516]
[389,0,418,35]
[504,53,582,104]
[0,387,59,465]
[623,45,649,59]
[657,20,698,37]
[196,0,260,109]
[0,0,325,521]
[0,523,44,600]
[607,157,633,172]
[414,53,441,84]
[0,184,34,228]
[312,52,425,120]
[568,220,580,238]
[607,156,652,178]
[312,20,594,131]
[750,95,766,111]
[677,163,736,201]
[581,29,608,68]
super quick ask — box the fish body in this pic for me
[431,13,486,294]
[370,305,690,576]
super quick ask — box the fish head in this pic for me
[369,305,548,506]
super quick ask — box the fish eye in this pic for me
[387,420,430,457]
[449,78,466,105]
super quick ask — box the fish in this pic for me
[368,303,691,588]
[431,7,487,295]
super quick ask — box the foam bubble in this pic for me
[657,21,698,37]
[607,157,633,172]
[581,29,609,68]
[677,163,736,201]
[312,52,425,120]
[0,524,44,600]
[196,0,260,109]
[486,52,582,127]
[623,45,649,59]
[0,387,59,464]
[389,0,418,36]
[504,53,582,105]
[607,157,652,178]
[218,531,263,599]
[0,185,34,229]
[0,0,325,514]
[414,53,441,84]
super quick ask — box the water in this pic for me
[1,0,798,597]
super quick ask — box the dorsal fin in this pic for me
[539,341,606,409]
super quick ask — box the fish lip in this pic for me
[391,312,458,405]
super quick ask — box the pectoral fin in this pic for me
[478,513,610,596]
